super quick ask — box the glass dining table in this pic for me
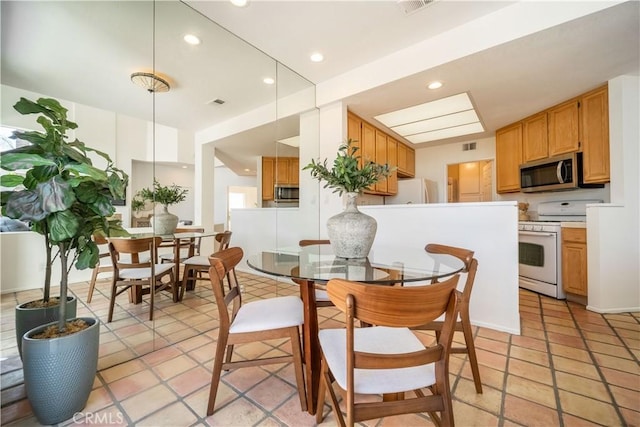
[247,243,465,415]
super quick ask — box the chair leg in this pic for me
[224,344,234,365]
[107,279,118,323]
[207,331,229,416]
[460,311,482,393]
[87,267,99,303]
[315,360,328,424]
[149,280,155,322]
[180,266,191,301]
[289,327,307,412]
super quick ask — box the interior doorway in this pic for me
[227,186,257,229]
[447,160,493,203]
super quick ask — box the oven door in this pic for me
[518,230,557,284]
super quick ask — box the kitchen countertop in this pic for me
[561,221,586,228]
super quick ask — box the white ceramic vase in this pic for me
[153,205,179,235]
[326,192,377,259]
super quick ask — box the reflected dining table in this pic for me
[247,243,465,415]
[126,229,220,303]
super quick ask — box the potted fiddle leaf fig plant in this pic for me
[135,179,188,234]
[303,138,391,258]
[0,97,129,425]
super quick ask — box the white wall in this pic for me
[588,75,640,313]
[231,202,521,334]
[214,166,257,227]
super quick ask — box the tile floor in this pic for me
[1,271,638,426]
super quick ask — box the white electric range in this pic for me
[518,199,602,299]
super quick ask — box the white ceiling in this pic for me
[2,1,639,175]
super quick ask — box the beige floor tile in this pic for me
[205,397,268,426]
[503,394,560,426]
[555,371,612,402]
[153,354,198,381]
[506,375,557,409]
[476,348,507,371]
[245,376,297,411]
[120,384,178,422]
[474,336,510,354]
[460,361,504,390]
[109,370,161,401]
[600,366,640,389]
[558,389,621,425]
[609,384,640,410]
[587,339,634,359]
[509,346,550,367]
[451,400,499,426]
[99,359,147,383]
[593,353,640,373]
[510,334,547,353]
[136,401,199,427]
[619,407,640,427]
[508,358,553,385]
[562,412,603,427]
[167,365,211,397]
[552,355,601,380]
[454,377,503,414]
[549,342,592,363]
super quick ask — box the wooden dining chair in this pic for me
[107,236,176,322]
[316,274,460,427]
[294,239,333,307]
[418,243,482,394]
[159,227,204,264]
[87,234,112,303]
[206,247,307,416]
[180,231,232,299]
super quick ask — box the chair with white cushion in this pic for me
[293,239,333,307]
[107,236,175,322]
[205,247,307,415]
[316,274,460,427]
[87,233,113,303]
[159,227,204,264]
[180,231,232,299]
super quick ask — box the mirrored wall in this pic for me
[1,0,318,368]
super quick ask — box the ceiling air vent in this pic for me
[397,0,436,15]
[207,98,225,105]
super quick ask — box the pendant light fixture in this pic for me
[130,72,170,93]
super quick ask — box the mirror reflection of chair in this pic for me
[87,234,113,303]
[294,239,333,307]
[420,243,482,394]
[159,227,204,264]
[316,275,460,427]
[107,237,175,322]
[205,247,307,416]
[180,231,232,300]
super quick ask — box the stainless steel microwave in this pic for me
[274,185,299,201]
[520,152,603,193]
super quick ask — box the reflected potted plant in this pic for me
[135,180,187,234]
[303,139,391,258]
[0,97,129,424]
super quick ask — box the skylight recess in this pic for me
[375,93,484,144]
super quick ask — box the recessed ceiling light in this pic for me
[183,34,200,45]
[182,165,188,169]
[244,168,251,172]
[263,77,275,85]
[230,0,249,7]
[427,81,443,90]
[310,52,324,62]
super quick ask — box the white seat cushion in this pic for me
[229,296,303,333]
[315,289,331,302]
[319,326,436,394]
[119,263,174,280]
[159,249,192,261]
[182,255,209,266]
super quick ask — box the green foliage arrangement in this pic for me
[303,139,392,196]
[136,180,187,207]
[0,97,129,332]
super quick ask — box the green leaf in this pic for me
[0,153,56,171]
[65,162,108,180]
[90,194,115,216]
[75,181,99,203]
[0,174,24,187]
[76,241,98,270]
[47,210,79,242]
[37,176,75,213]
[4,190,47,221]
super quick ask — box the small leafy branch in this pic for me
[136,180,187,207]
[303,139,392,196]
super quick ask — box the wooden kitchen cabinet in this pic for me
[262,157,275,200]
[522,112,548,162]
[495,122,522,193]
[548,99,580,156]
[581,85,610,183]
[374,130,388,194]
[386,137,398,194]
[397,142,415,178]
[562,228,588,296]
[261,156,299,200]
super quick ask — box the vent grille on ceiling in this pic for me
[397,0,436,15]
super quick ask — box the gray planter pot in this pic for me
[22,317,100,425]
[153,206,179,235]
[15,296,77,359]
[327,192,377,259]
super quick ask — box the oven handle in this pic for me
[519,231,556,237]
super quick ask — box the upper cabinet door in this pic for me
[522,112,548,162]
[496,122,522,193]
[581,85,610,183]
[548,99,580,156]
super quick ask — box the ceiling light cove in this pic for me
[374,93,484,144]
[230,0,249,7]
